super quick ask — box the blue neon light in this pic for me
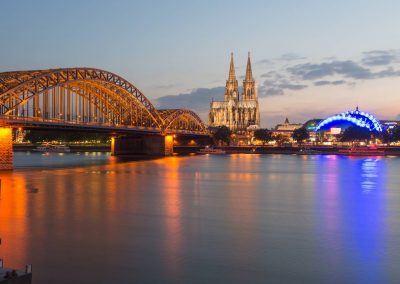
[315,110,383,132]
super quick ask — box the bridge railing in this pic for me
[0,115,161,131]
[0,115,209,135]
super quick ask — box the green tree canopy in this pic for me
[273,134,289,146]
[254,129,272,144]
[379,129,392,143]
[340,126,372,142]
[390,125,400,142]
[25,130,110,144]
[213,126,231,144]
[292,127,309,144]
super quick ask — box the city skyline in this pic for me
[2,2,400,283]
[2,0,400,127]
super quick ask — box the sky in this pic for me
[2,0,400,127]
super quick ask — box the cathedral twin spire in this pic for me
[225,52,255,101]
[228,52,237,82]
[245,52,253,82]
[209,52,260,131]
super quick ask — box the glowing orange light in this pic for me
[110,137,116,155]
[0,127,12,137]
[164,135,174,155]
[0,127,13,170]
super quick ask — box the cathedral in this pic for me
[209,53,260,132]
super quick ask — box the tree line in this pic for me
[212,126,310,145]
[25,130,111,144]
[212,124,400,145]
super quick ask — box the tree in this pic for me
[25,130,110,144]
[213,126,231,144]
[254,129,272,145]
[379,129,392,144]
[390,125,400,142]
[340,126,372,142]
[273,134,289,146]
[292,127,309,145]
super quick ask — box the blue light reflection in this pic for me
[314,155,387,283]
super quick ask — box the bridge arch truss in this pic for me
[0,68,207,134]
[158,109,207,134]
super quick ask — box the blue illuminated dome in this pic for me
[316,108,383,132]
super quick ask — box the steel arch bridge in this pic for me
[0,68,207,135]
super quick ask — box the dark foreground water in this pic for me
[0,152,400,284]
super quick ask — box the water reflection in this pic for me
[0,154,399,283]
[315,156,387,283]
[361,158,380,192]
[163,157,183,279]
[0,173,28,268]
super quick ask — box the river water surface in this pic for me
[0,152,399,283]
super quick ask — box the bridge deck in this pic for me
[0,116,208,136]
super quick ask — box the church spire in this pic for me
[242,52,256,100]
[245,52,253,82]
[228,52,236,81]
[224,52,239,102]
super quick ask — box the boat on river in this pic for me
[338,146,384,156]
[33,144,71,153]
[197,146,226,155]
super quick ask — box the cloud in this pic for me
[256,59,271,65]
[258,79,307,97]
[154,83,177,89]
[279,82,307,90]
[257,53,305,66]
[288,60,373,80]
[314,80,347,86]
[260,71,284,79]
[156,87,225,113]
[259,87,284,96]
[156,49,400,115]
[362,50,399,66]
[374,67,400,78]
[279,53,306,61]
[287,52,400,82]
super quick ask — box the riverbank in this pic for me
[175,145,400,156]
[0,266,31,284]
[13,144,110,152]
[13,144,400,156]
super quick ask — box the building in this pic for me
[315,107,383,134]
[271,117,303,139]
[310,107,388,143]
[208,53,260,132]
[275,117,303,131]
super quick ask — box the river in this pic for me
[0,152,399,283]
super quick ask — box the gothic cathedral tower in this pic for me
[242,52,256,100]
[240,52,260,129]
[209,52,261,132]
[224,52,239,102]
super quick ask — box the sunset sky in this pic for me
[2,0,400,127]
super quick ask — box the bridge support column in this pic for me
[111,135,174,156]
[111,137,116,156]
[143,135,173,156]
[0,127,13,170]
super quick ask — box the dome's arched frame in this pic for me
[315,109,383,132]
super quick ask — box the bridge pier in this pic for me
[0,127,13,170]
[111,135,174,156]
